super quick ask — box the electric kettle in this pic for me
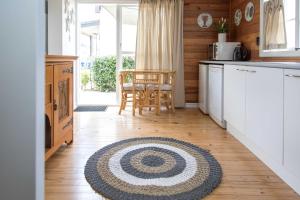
[233,44,249,61]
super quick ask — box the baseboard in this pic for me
[227,123,300,195]
[185,103,199,108]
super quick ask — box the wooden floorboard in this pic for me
[45,107,300,200]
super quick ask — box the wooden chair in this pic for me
[132,71,161,116]
[118,71,134,115]
[160,71,176,112]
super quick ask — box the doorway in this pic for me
[77,3,138,106]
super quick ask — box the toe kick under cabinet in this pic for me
[224,65,300,195]
[45,55,78,161]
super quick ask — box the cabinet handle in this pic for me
[53,100,58,111]
[247,70,257,73]
[285,74,300,78]
[210,66,223,69]
[234,68,247,72]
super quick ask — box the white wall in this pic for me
[48,0,76,55]
[48,0,63,54]
[62,0,76,55]
[0,0,44,200]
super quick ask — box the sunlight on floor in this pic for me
[79,91,117,105]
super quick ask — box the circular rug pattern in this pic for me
[85,137,222,200]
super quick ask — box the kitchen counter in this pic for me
[200,60,300,70]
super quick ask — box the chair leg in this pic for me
[156,91,160,115]
[165,102,169,110]
[171,92,175,112]
[118,102,123,115]
[119,94,125,115]
[132,93,136,116]
[123,94,127,110]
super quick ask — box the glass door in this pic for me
[115,5,138,102]
[77,3,138,106]
[120,5,138,69]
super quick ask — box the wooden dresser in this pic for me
[45,55,78,161]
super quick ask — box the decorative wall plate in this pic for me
[197,13,213,28]
[245,1,255,22]
[234,9,242,26]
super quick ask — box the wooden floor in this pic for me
[45,107,300,200]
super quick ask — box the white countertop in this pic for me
[200,60,300,70]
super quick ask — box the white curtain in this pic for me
[135,0,185,107]
[263,0,287,50]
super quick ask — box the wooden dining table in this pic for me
[119,69,176,77]
[118,69,176,115]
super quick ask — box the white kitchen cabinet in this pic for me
[284,69,300,180]
[208,64,225,127]
[223,64,300,194]
[224,65,247,134]
[245,67,284,163]
[199,64,209,114]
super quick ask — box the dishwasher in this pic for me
[208,64,226,128]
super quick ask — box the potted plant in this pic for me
[215,18,228,42]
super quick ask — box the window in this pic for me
[260,0,300,57]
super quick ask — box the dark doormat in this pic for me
[74,105,108,112]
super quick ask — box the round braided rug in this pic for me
[84,137,222,200]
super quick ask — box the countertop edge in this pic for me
[46,55,78,62]
[199,60,300,70]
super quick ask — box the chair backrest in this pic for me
[119,71,133,89]
[133,71,161,85]
[162,71,176,86]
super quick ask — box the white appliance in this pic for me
[208,64,226,128]
[211,42,240,61]
[198,64,209,114]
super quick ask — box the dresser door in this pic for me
[53,63,73,146]
[45,64,54,149]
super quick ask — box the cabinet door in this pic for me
[45,65,54,148]
[208,65,223,125]
[245,67,283,163]
[53,63,73,146]
[224,65,246,134]
[199,64,208,114]
[284,69,300,179]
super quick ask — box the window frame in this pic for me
[259,0,300,57]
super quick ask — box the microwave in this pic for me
[208,42,241,61]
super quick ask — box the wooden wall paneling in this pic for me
[184,0,230,103]
[229,0,260,60]
[184,0,300,103]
